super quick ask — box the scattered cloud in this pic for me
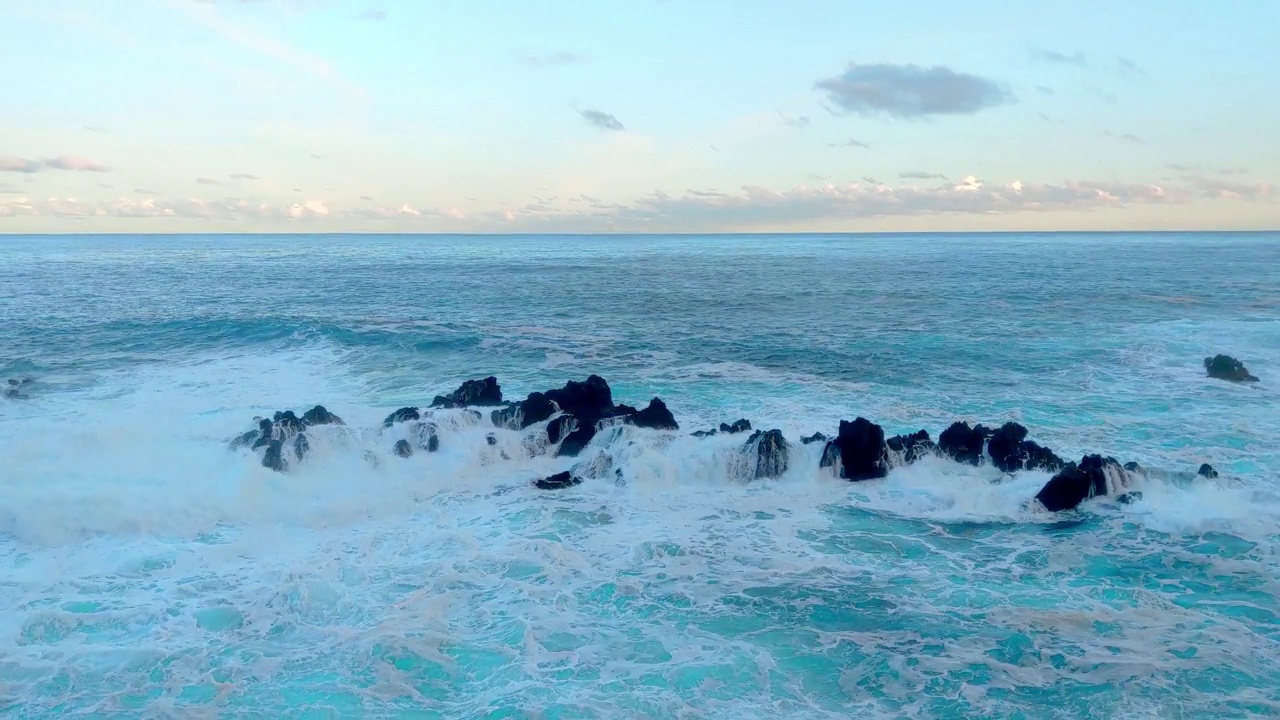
[1167,163,1248,176]
[82,124,109,133]
[358,9,386,20]
[1115,56,1147,79]
[1029,46,1088,67]
[827,138,870,149]
[778,112,810,129]
[1088,87,1119,104]
[359,195,374,201]
[580,109,625,131]
[816,62,1012,118]
[1035,85,1055,95]
[900,171,948,180]
[196,177,221,185]
[1,155,110,173]
[1192,179,1272,201]
[1104,131,1145,144]
[135,188,160,195]
[230,173,260,180]
[520,51,580,67]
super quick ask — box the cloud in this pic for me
[899,171,948,180]
[778,112,810,129]
[135,188,161,195]
[580,109,625,131]
[520,51,579,67]
[1167,163,1249,176]
[1115,56,1147,79]
[827,138,870,149]
[1193,179,1272,201]
[1029,46,1089,67]
[815,62,1012,118]
[1035,85,1055,95]
[359,195,374,201]
[358,9,386,20]
[196,177,221,185]
[1,155,110,173]
[1104,131,1145,144]
[230,173,260,180]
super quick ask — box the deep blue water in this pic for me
[1,232,1278,718]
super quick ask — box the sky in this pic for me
[0,0,1277,233]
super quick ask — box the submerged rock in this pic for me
[431,376,503,408]
[1035,454,1126,512]
[383,407,420,427]
[534,471,581,490]
[745,429,789,479]
[720,419,752,434]
[1204,355,1259,382]
[293,433,310,461]
[1115,491,1143,505]
[801,432,828,445]
[1198,463,1219,479]
[886,430,934,465]
[938,421,989,466]
[393,439,413,458]
[832,417,888,481]
[412,422,440,453]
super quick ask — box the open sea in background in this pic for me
[1,232,1278,718]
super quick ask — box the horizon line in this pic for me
[1,229,1278,237]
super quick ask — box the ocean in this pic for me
[1,232,1278,718]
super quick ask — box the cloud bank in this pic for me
[0,155,111,173]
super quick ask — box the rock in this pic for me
[746,429,789,479]
[250,418,274,450]
[4,388,23,399]
[431,376,503,408]
[832,417,888,481]
[1035,454,1125,511]
[801,432,828,445]
[412,422,440,452]
[720,419,752,434]
[1198,463,1219,479]
[557,425,597,457]
[273,410,304,435]
[262,440,287,472]
[485,433,497,446]
[393,439,413,458]
[301,405,344,426]
[293,433,310,461]
[886,430,934,464]
[631,398,679,430]
[1116,491,1143,505]
[1204,355,1259,382]
[1123,461,1143,474]
[819,441,841,470]
[491,392,557,429]
[6,379,16,386]
[691,429,717,438]
[938,422,989,466]
[383,407,420,427]
[546,375,615,420]
[986,422,1064,473]
[547,415,578,444]
[534,471,581,490]
[230,428,259,449]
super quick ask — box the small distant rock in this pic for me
[393,439,413,458]
[886,430,934,465]
[631,398,679,431]
[801,432,827,445]
[745,429,789,479]
[1197,463,1219,479]
[1116,491,1143,505]
[719,419,752,434]
[535,471,581,490]
[938,422,989,466]
[1204,355,1259,382]
[431,376,504,408]
[301,405,344,426]
[383,407,420,427]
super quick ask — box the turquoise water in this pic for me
[1,232,1278,718]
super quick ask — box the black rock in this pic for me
[1116,491,1144,505]
[293,432,310,461]
[1123,461,1143,474]
[938,422,988,466]
[1198,463,1219,479]
[801,432,828,445]
[691,429,717,438]
[230,429,259,449]
[492,392,558,429]
[546,375,614,421]
[412,422,440,453]
[4,388,20,398]
[557,425,597,457]
[273,410,304,435]
[632,398,679,431]
[548,415,578,444]
[820,441,840,469]
[393,439,413,458]
[886,430,934,464]
[1035,454,1124,511]
[746,429,789,479]
[383,407,420,427]
[250,418,274,450]
[485,433,497,446]
[986,422,1064,473]
[262,440,288,472]
[6,379,16,386]
[720,419,752,434]
[833,417,888,481]
[431,376,504,408]
[535,471,581,490]
[301,405,344,426]
[1204,355,1259,382]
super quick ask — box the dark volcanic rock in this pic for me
[745,429,789,479]
[393,439,413,458]
[250,418,274,450]
[383,407,420,427]
[801,432,828,445]
[1204,355,1259,382]
[546,375,614,420]
[485,433,497,446]
[293,433,310,461]
[631,398,679,431]
[938,422,989,466]
[1035,454,1124,512]
[262,440,287,472]
[986,422,1064,473]
[720,419,752,434]
[557,425,597,457]
[886,430,934,464]
[412,422,440,453]
[833,417,888,481]
[1198,463,1219,479]
[302,405,344,426]
[492,392,557,429]
[1123,461,1143,474]
[820,441,840,469]
[535,471,581,490]
[273,410,304,435]
[1116,491,1143,505]
[432,376,503,408]
[691,429,718,438]
[547,415,578,445]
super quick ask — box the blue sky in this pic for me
[1,0,1276,232]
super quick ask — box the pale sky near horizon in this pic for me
[1,0,1277,233]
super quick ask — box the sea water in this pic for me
[1,232,1278,718]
